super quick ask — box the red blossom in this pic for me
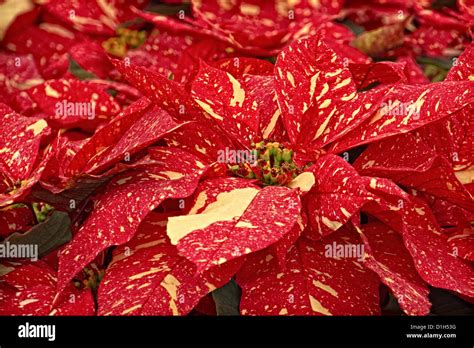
[0,0,472,318]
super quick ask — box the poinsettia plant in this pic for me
[0,0,473,317]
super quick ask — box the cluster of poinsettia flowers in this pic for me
[0,0,473,316]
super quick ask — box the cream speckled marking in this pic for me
[321,217,342,231]
[227,73,245,107]
[369,178,377,189]
[167,187,260,245]
[262,109,281,139]
[195,100,223,121]
[313,280,338,297]
[287,71,296,87]
[309,295,332,315]
[235,221,257,228]
[288,172,315,192]
[44,84,61,98]
[313,108,337,140]
[19,299,39,307]
[129,268,161,280]
[116,176,133,185]
[121,304,142,315]
[340,207,351,218]
[26,119,48,136]
[333,78,352,90]
[160,274,181,315]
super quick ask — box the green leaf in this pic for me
[417,56,453,70]
[211,279,241,316]
[341,19,365,36]
[116,18,145,29]
[422,63,449,82]
[106,88,118,97]
[144,3,190,15]
[68,56,97,81]
[2,211,72,258]
[31,175,111,213]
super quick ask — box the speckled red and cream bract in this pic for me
[0,0,473,317]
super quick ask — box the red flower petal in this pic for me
[447,226,474,261]
[213,57,274,78]
[26,78,121,130]
[356,222,431,316]
[362,178,474,298]
[127,31,193,79]
[113,59,205,122]
[133,7,213,38]
[163,121,234,163]
[271,213,307,268]
[274,33,385,148]
[98,212,241,315]
[406,26,466,58]
[410,109,473,194]
[352,20,406,57]
[401,200,474,298]
[64,97,153,177]
[57,147,207,296]
[303,154,370,240]
[344,1,410,29]
[396,56,429,84]
[191,0,290,54]
[330,81,474,152]
[191,61,259,144]
[2,22,76,79]
[1,141,57,207]
[0,104,50,182]
[349,61,407,90]
[0,52,43,107]
[167,177,301,273]
[447,43,474,82]
[79,103,180,175]
[325,39,371,65]
[275,33,357,144]
[355,132,474,212]
[458,0,474,18]
[425,194,474,227]
[236,227,381,315]
[0,204,34,239]
[69,41,114,79]
[88,79,142,105]
[42,98,183,192]
[0,261,94,316]
[44,0,149,36]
